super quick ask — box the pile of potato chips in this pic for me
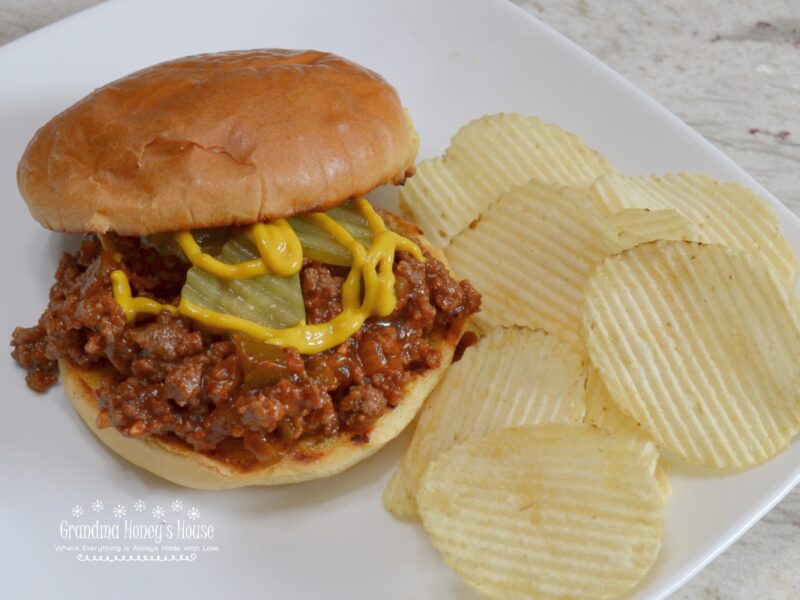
[388,114,800,599]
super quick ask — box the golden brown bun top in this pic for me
[18,49,418,235]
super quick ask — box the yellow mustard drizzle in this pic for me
[248,221,304,277]
[109,199,424,353]
[174,218,302,280]
[110,270,178,323]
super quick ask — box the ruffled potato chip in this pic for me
[417,425,665,600]
[446,180,622,347]
[383,327,586,518]
[400,114,616,246]
[584,240,800,469]
[610,207,699,250]
[584,368,671,498]
[591,173,796,284]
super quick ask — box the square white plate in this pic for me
[1,1,798,598]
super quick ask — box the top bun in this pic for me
[18,49,418,236]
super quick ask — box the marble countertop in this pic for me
[1,1,797,598]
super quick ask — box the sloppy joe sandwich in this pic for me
[11,49,480,489]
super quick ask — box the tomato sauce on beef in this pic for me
[11,225,480,466]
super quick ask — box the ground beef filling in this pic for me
[11,233,480,466]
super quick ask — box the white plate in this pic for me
[1,0,798,598]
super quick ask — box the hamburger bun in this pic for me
[62,242,462,490]
[18,49,418,236]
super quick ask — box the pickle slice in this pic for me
[288,202,373,266]
[144,227,233,258]
[149,203,372,267]
[181,236,305,329]
[178,201,381,328]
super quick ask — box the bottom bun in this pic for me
[62,326,459,490]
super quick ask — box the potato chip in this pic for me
[585,368,671,498]
[382,463,417,517]
[398,158,472,247]
[445,180,622,346]
[584,240,800,469]
[655,463,672,499]
[585,368,650,443]
[610,208,699,250]
[417,425,664,600]
[591,173,797,284]
[383,327,586,518]
[400,114,617,246]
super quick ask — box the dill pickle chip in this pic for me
[181,236,305,329]
[178,201,383,326]
[289,201,373,266]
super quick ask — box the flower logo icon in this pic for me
[112,504,127,518]
[187,507,200,521]
[71,505,83,517]
[91,500,104,512]
[133,499,147,512]
[152,505,165,519]
[171,499,184,513]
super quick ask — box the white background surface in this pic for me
[0,1,798,598]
